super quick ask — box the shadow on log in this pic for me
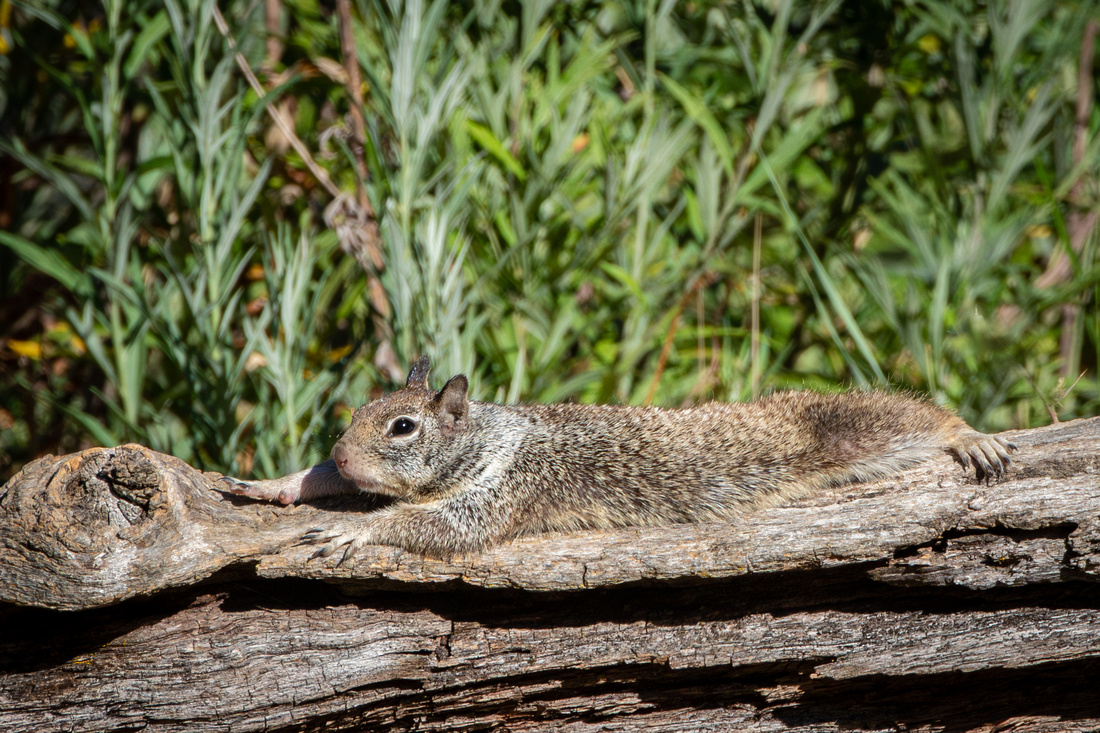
[1,418,1099,731]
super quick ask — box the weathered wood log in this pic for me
[1,418,1098,732]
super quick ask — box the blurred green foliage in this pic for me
[1,0,1098,480]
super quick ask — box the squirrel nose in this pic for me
[332,443,348,469]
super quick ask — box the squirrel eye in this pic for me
[389,417,418,437]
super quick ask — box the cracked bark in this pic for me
[1,417,1099,732]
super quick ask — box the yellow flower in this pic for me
[917,35,941,54]
[8,339,42,359]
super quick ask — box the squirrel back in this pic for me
[225,357,1016,559]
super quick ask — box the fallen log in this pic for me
[1,418,1098,732]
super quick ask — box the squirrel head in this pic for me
[330,357,470,497]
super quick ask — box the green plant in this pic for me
[1,0,1097,482]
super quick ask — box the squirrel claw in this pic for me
[299,527,327,541]
[947,432,1016,483]
[218,475,249,492]
[300,528,360,565]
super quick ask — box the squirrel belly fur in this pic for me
[222,357,1016,560]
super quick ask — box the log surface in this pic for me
[1,418,1098,732]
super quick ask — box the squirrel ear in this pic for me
[405,356,431,389]
[436,374,469,437]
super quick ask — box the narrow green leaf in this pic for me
[658,72,735,177]
[740,108,826,200]
[55,400,121,448]
[124,11,171,79]
[466,120,527,181]
[0,232,89,295]
[599,261,646,303]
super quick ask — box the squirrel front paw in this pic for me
[945,431,1017,482]
[218,476,300,505]
[299,527,366,565]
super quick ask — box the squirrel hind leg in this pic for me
[945,431,1017,482]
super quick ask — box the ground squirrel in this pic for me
[222,357,1016,560]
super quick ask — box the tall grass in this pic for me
[1,0,1097,480]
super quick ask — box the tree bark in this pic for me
[1,418,1099,732]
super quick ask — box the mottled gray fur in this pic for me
[223,357,1016,560]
